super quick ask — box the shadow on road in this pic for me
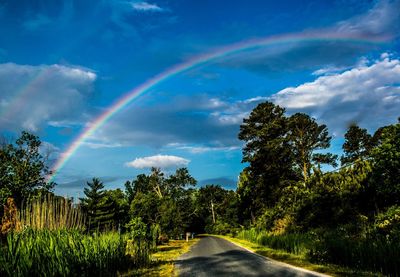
[177,249,313,277]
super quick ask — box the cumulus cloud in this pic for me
[131,2,164,12]
[0,63,96,132]
[125,155,190,169]
[272,53,400,134]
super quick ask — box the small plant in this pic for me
[125,217,155,266]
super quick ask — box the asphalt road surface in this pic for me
[176,236,328,277]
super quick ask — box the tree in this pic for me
[341,125,372,165]
[128,167,198,237]
[238,102,296,209]
[80,178,115,231]
[125,174,151,204]
[104,189,129,230]
[0,131,54,207]
[370,122,400,209]
[288,113,336,182]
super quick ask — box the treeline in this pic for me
[0,131,236,239]
[78,168,238,238]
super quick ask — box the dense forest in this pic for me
[0,101,399,275]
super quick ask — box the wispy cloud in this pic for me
[167,143,240,154]
[125,154,190,169]
[131,2,164,12]
[335,0,400,38]
[23,14,52,31]
[272,53,400,134]
[0,63,96,132]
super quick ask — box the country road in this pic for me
[176,236,328,277]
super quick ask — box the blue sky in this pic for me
[0,0,399,196]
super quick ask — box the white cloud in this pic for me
[272,53,400,133]
[125,154,190,169]
[166,143,240,154]
[131,2,163,12]
[81,141,123,149]
[0,63,96,132]
[335,0,400,37]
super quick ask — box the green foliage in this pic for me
[238,102,295,210]
[125,217,156,266]
[0,228,129,276]
[373,205,400,238]
[308,229,400,276]
[370,122,400,208]
[236,101,400,275]
[341,124,372,165]
[196,185,239,234]
[128,167,198,237]
[80,178,116,232]
[236,228,311,256]
[288,113,335,182]
[0,131,54,207]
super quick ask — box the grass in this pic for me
[0,196,152,276]
[121,238,199,276]
[214,235,382,277]
[18,194,86,231]
[0,228,129,276]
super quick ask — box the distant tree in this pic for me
[288,113,335,182]
[0,131,54,207]
[341,125,372,165]
[129,167,198,237]
[104,189,129,230]
[165,167,197,197]
[80,178,116,231]
[149,167,165,199]
[124,174,151,204]
[195,185,238,233]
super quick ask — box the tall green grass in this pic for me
[18,194,86,231]
[236,228,400,276]
[309,231,400,276]
[236,228,311,255]
[0,195,154,276]
[0,228,128,276]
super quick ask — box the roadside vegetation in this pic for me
[229,102,400,276]
[1,100,399,275]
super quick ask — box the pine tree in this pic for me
[80,178,115,231]
[341,124,372,165]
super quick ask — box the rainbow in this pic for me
[48,31,387,182]
[0,66,48,120]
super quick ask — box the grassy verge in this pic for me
[214,235,380,277]
[120,238,199,276]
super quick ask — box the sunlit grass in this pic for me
[0,228,129,276]
[120,239,199,276]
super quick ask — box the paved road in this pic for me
[176,236,327,277]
